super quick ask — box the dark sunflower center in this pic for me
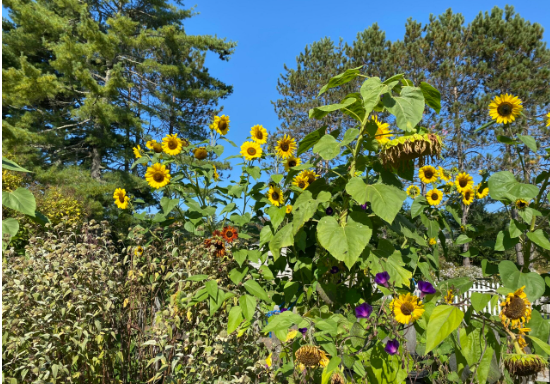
[431,192,438,199]
[517,201,527,208]
[465,191,471,199]
[299,181,306,188]
[280,143,289,151]
[153,172,164,182]
[215,242,224,250]
[497,103,513,116]
[425,169,434,179]
[226,231,233,238]
[154,143,163,153]
[256,131,263,139]
[272,191,280,200]
[247,147,256,156]
[289,160,297,167]
[118,194,125,203]
[219,121,228,130]
[400,302,415,316]
[168,140,178,150]
[459,178,468,188]
[505,296,526,320]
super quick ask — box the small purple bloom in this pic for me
[385,339,399,355]
[330,266,339,274]
[280,307,288,312]
[355,302,373,319]
[325,207,334,216]
[299,327,307,335]
[418,281,436,298]
[375,271,390,288]
[361,203,368,210]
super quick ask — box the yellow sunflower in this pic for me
[162,134,183,155]
[455,172,474,193]
[145,163,171,189]
[133,145,142,159]
[390,293,425,324]
[500,286,532,329]
[292,174,310,190]
[406,185,421,198]
[489,94,523,124]
[146,140,157,150]
[134,246,144,256]
[210,115,230,135]
[426,188,443,206]
[267,186,284,206]
[437,167,451,182]
[515,199,529,210]
[240,141,262,161]
[286,205,293,214]
[284,156,301,172]
[419,165,438,184]
[462,188,475,205]
[193,147,208,160]
[251,125,268,144]
[476,185,489,199]
[546,112,550,127]
[113,188,130,209]
[369,115,392,145]
[213,165,220,181]
[429,238,437,246]
[444,289,454,305]
[275,134,297,158]
[299,169,319,185]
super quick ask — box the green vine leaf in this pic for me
[425,305,464,354]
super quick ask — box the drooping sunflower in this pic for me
[284,156,301,172]
[455,172,474,193]
[145,163,171,189]
[500,286,532,329]
[406,185,421,198]
[267,186,284,206]
[425,188,443,206]
[133,145,142,159]
[462,188,475,205]
[476,185,489,199]
[504,353,548,378]
[295,346,329,368]
[134,246,144,256]
[286,205,293,214]
[292,174,310,190]
[210,115,230,135]
[429,238,437,246]
[221,226,238,243]
[213,165,220,181]
[390,293,425,324]
[515,199,529,210]
[275,134,297,158]
[113,188,130,209]
[240,141,263,161]
[437,167,451,182]
[419,165,438,184]
[299,169,319,185]
[489,94,523,124]
[162,134,183,156]
[444,289,454,305]
[369,115,392,145]
[250,125,268,144]
[193,147,208,160]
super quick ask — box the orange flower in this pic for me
[222,226,238,243]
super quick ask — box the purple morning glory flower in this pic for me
[418,281,436,298]
[361,203,368,210]
[299,327,307,335]
[325,207,334,216]
[385,339,399,355]
[375,271,390,288]
[330,266,339,274]
[280,307,288,312]
[355,302,373,319]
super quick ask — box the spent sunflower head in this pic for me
[425,188,443,206]
[455,172,474,193]
[240,141,262,161]
[210,115,230,135]
[500,286,532,329]
[295,345,327,367]
[504,353,547,378]
[250,124,268,144]
[145,163,171,189]
[419,165,438,184]
[275,134,297,159]
[390,293,425,324]
[113,188,130,209]
[134,246,144,256]
[489,94,523,124]
[267,186,284,206]
[284,156,301,172]
[162,134,183,155]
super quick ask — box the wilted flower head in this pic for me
[355,302,373,319]
[418,281,436,298]
[375,271,390,288]
[385,339,399,355]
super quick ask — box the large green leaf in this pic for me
[385,252,412,288]
[309,98,357,120]
[346,178,406,224]
[526,335,550,355]
[527,229,550,250]
[2,188,36,216]
[160,197,180,215]
[518,135,537,152]
[313,134,341,160]
[425,305,464,354]
[243,280,270,302]
[381,87,425,132]
[2,157,32,173]
[527,310,550,356]
[318,66,362,96]
[488,171,539,201]
[266,205,287,230]
[499,260,545,301]
[269,223,294,260]
[227,306,243,334]
[297,125,326,156]
[471,292,492,313]
[2,218,19,240]
[239,295,257,321]
[419,82,441,113]
[316,212,372,269]
[366,344,409,384]
[360,77,388,115]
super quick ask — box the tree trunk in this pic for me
[511,208,524,267]
[91,146,102,181]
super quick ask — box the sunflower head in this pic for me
[286,205,293,214]
[251,125,268,144]
[204,234,226,258]
[113,188,130,209]
[292,174,310,190]
[133,145,142,159]
[489,94,523,124]
[210,115,230,135]
[462,188,475,205]
[146,140,157,150]
[390,293,425,324]
[284,156,301,172]
[380,133,443,169]
[162,134,183,155]
[145,163,171,189]
[330,372,345,384]
[437,167,451,182]
[476,185,489,199]
[515,199,529,210]
[295,346,327,367]
[275,134,297,159]
[500,286,532,329]
[425,188,443,206]
[406,185,420,198]
[193,147,208,160]
[444,289,454,304]
[455,172,474,193]
[134,246,143,256]
[240,141,263,161]
[504,353,547,378]
[221,226,238,242]
[369,115,392,145]
[419,165,438,184]
[299,169,319,185]
[267,186,284,206]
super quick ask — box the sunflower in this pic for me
[476,185,489,199]
[369,115,392,145]
[162,134,183,155]
[113,188,130,209]
[442,181,454,195]
[419,165,438,184]
[504,354,547,378]
[251,125,268,144]
[284,156,301,172]
[210,115,230,135]
[330,372,345,384]
[193,147,208,160]
[429,238,437,246]
[444,289,454,305]
[134,246,144,256]
[275,134,297,158]
[455,172,474,193]
[204,237,226,258]
[267,186,284,206]
[213,165,220,181]
[515,199,529,210]
[425,188,443,206]
[299,169,319,185]
[437,167,451,182]
[286,205,293,214]
[240,141,263,161]
[462,188,475,205]
[133,145,142,159]
[145,163,171,189]
[500,286,532,329]
[292,174,310,190]
[295,346,329,367]
[489,94,523,124]
[221,226,238,243]
[517,327,531,352]
[546,112,550,127]
[406,185,421,198]
[390,293,425,324]
[146,140,157,150]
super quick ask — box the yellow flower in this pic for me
[134,246,143,256]
[193,147,208,160]
[275,134,297,158]
[146,140,157,149]
[145,163,171,189]
[240,141,262,161]
[210,115,230,135]
[515,199,529,210]
[462,188,475,205]
[286,205,293,214]
[500,286,532,329]
[113,188,130,209]
[437,167,451,182]
[442,181,454,195]
[292,174,310,190]
[267,186,284,206]
[284,156,301,172]
[390,293,425,324]
[295,345,328,367]
[133,145,142,159]
[419,165,438,184]
[489,94,523,124]
[299,169,319,185]
[406,185,420,198]
[251,124,268,144]
[444,289,454,304]
[425,188,443,206]
[429,238,437,246]
[369,115,392,145]
[162,134,183,155]
[546,112,550,127]
[285,329,298,342]
[265,353,272,368]
[476,185,489,199]
[213,165,220,181]
[455,172,474,193]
